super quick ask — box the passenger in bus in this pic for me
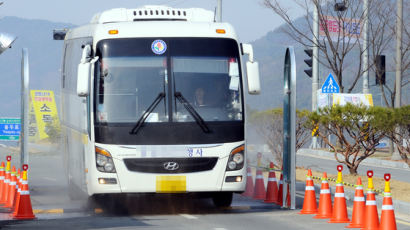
[194,87,206,106]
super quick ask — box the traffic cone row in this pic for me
[0,156,35,220]
[242,161,397,230]
[242,162,285,206]
[297,166,398,230]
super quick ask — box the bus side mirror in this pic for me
[53,29,67,40]
[242,43,260,95]
[77,45,98,97]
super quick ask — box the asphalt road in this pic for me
[0,147,409,229]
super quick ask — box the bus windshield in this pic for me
[94,38,243,125]
[95,56,167,123]
[173,56,242,122]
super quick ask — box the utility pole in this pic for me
[362,0,369,94]
[216,0,222,22]
[392,0,403,160]
[311,0,320,149]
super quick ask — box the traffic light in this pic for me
[375,55,386,85]
[304,49,313,78]
[334,0,347,11]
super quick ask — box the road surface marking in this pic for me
[180,214,197,219]
[33,209,64,214]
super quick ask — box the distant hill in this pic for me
[0,16,74,117]
[0,16,407,118]
[248,18,313,110]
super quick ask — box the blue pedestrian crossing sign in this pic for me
[321,73,340,93]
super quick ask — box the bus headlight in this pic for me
[226,145,244,171]
[95,146,116,173]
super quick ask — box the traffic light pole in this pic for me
[311,1,319,149]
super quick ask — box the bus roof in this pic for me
[65,6,239,42]
[90,5,215,24]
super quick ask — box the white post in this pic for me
[362,0,369,94]
[392,0,403,160]
[21,49,29,166]
[216,0,222,22]
[311,0,320,149]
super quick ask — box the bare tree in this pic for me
[264,0,396,94]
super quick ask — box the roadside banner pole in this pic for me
[283,46,296,209]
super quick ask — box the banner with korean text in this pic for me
[333,93,373,107]
[30,90,60,140]
[319,16,362,43]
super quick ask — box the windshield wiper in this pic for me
[130,92,165,135]
[174,92,210,133]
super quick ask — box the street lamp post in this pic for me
[362,0,370,94]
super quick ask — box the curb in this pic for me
[297,148,410,170]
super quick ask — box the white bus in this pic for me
[56,5,260,207]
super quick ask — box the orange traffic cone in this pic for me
[277,173,284,205]
[286,183,291,207]
[363,170,379,230]
[314,172,332,219]
[328,165,349,223]
[11,169,21,213]
[0,162,5,204]
[253,167,266,200]
[380,173,396,230]
[299,169,317,214]
[1,156,12,206]
[346,177,365,228]
[264,162,278,203]
[13,164,35,220]
[4,166,17,209]
[12,170,23,216]
[242,164,254,197]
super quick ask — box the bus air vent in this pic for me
[123,157,218,173]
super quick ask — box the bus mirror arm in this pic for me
[242,43,261,95]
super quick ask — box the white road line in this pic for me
[214,228,227,230]
[179,214,198,219]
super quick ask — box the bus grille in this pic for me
[123,157,218,173]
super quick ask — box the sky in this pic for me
[0,0,303,42]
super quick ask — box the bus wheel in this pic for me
[212,192,233,208]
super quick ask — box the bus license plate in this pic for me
[156,176,186,193]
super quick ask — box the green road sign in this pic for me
[0,118,21,141]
